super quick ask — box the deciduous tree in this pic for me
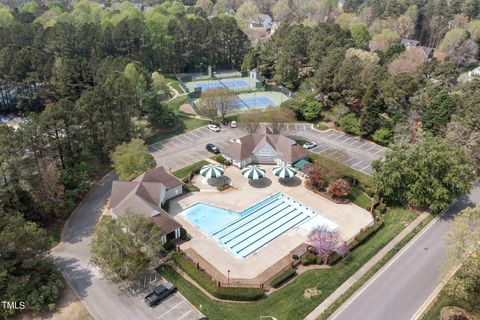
[91,212,165,280]
[373,135,474,213]
[308,226,349,264]
[111,139,156,181]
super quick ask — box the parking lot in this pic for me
[283,123,385,174]
[135,280,202,320]
[149,123,385,175]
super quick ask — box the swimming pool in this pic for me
[183,193,338,259]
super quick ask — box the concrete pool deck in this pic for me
[169,165,373,282]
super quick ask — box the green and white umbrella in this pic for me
[241,165,266,180]
[199,164,224,179]
[272,165,298,179]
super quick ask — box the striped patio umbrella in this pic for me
[241,165,266,180]
[199,164,224,179]
[272,165,298,179]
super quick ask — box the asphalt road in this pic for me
[51,172,202,320]
[329,182,480,320]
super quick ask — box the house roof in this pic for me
[109,167,183,235]
[222,133,308,164]
[134,166,184,189]
[421,46,434,58]
[401,38,420,47]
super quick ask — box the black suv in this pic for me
[206,143,220,154]
[144,283,177,307]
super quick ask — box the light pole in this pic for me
[227,270,230,284]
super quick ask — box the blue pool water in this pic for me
[183,193,338,259]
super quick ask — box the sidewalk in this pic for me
[305,212,430,320]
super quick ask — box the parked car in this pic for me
[302,141,317,149]
[208,124,220,132]
[144,283,177,307]
[230,120,237,128]
[206,143,220,154]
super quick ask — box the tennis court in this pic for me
[234,91,290,109]
[185,77,258,92]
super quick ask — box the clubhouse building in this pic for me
[222,133,309,169]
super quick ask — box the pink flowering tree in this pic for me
[307,226,349,264]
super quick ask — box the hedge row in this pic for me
[172,252,264,301]
[211,154,231,166]
[172,160,210,180]
[271,268,297,288]
[349,216,385,251]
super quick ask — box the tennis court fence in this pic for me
[265,84,295,98]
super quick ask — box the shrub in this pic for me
[327,252,342,266]
[184,183,199,192]
[349,217,385,251]
[217,184,231,191]
[164,241,175,251]
[372,127,394,145]
[211,154,231,166]
[172,252,264,301]
[281,95,322,121]
[326,178,352,198]
[180,227,189,240]
[307,162,341,191]
[339,113,363,136]
[271,268,297,288]
[376,203,387,214]
[301,251,318,266]
[365,187,376,197]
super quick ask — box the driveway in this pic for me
[149,124,385,174]
[328,182,480,320]
[51,172,202,320]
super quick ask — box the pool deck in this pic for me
[169,165,373,282]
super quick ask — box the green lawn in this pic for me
[158,207,417,320]
[309,153,374,187]
[295,139,308,146]
[348,187,372,209]
[146,116,209,144]
[166,95,188,111]
[315,123,329,131]
[172,160,210,180]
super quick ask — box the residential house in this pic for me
[222,133,309,168]
[400,38,435,59]
[109,166,184,244]
[249,13,273,30]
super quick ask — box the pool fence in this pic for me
[181,244,308,290]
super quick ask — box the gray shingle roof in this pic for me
[222,133,308,164]
[109,167,183,235]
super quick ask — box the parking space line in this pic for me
[318,148,331,154]
[157,301,184,319]
[177,136,191,144]
[353,160,366,167]
[374,148,385,154]
[177,310,193,320]
[181,134,195,142]
[365,145,377,151]
[189,131,202,138]
[352,160,364,167]
[360,164,371,172]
